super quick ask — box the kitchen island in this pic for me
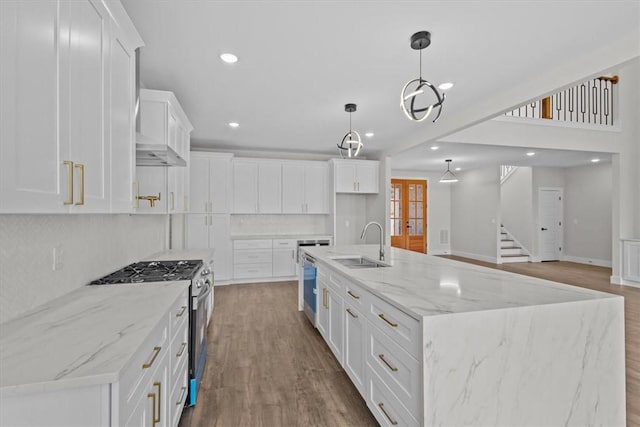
[301,244,625,426]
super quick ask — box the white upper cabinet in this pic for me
[0,0,143,213]
[136,90,193,214]
[258,161,282,214]
[190,152,232,214]
[233,160,259,213]
[282,161,328,214]
[333,159,379,194]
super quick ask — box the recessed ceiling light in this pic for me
[526,152,535,156]
[220,53,238,63]
[438,82,454,90]
[228,122,239,128]
[591,158,601,163]
[365,132,374,138]
[431,146,439,150]
[454,167,461,171]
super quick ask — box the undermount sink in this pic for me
[330,256,390,269]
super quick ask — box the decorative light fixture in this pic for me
[337,103,363,158]
[220,53,238,63]
[439,159,459,183]
[401,31,445,123]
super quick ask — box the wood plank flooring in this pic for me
[178,281,378,427]
[440,256,640,426]
[180,259,640,426]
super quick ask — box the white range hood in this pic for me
[136,133,186,167]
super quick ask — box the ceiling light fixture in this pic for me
[526,152,535,156]
[365,132,374,138]
[455,167,461,171]
[337,103,363,158]
[591,158,601,163]
[228,122,239,128]
[438,82,454,91]
[431,146,439,150]
[439,159,459,183]
[400,31,445,123]
[220,53,238,63]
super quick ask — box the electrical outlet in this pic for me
[52,245,63,271]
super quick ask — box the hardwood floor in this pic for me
[180,259,640,426]
[178,281,378,427]
[440,256,640,426]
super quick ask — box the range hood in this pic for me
[134,48,186,167]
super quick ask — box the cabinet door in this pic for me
[273,248,296,277]
[211,214,232,281]
[186,214,210,249]
[327,290,344,363]
[335,163,357,193]
[189,155,210,214]
[0,1,68,213]
[282,163,305,213]
[65,0,110,212]
[109,30,135,213]
[210,156,231,213]
[356,162,379,193]
[317,282,329,339]
[344,302,366,395]
[304,163,328,213]
[233,161,258,213]
[258,162,282,213]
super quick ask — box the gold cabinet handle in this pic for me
[63,161,74,205]
[148,392,157,425]
[176,342,187,358]
[347,290,360,300]
[170,191,175,210]
[133,181,140,208]
[378,353,398,372]
[176,386,187,406]
[176,305,187,317]
[142,346,161,369]
[346,308,358,318]
[378,402,398,425]
[378,313,398,328]
[152,382,161,425]
[74,163,84,205]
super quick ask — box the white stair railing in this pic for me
[500,165,518,183]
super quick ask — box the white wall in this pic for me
[563,162,612,265]
[391,169,452,254]
[334,194,367,245]
[500,167,533,252]
[450,167,501,262]
[363,155,391,246]
[0,214,167,323]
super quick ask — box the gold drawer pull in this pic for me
[142,346,161,369]
[346,308,358,318]
[378,402,398,425]
[148,392,156,424]
[63,160,74,205]
[74,163,84,205]
[177,386,187,406]
[378,353,398,372]
[379,313,398,328]
[152,382,161,425]
[176,342,187,358]
[176,305,187,317]
[347,290,360,299]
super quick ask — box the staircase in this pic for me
[499,226,530,263]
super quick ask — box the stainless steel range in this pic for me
[89,259,213,407]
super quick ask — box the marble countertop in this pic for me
[144,248,214,265]
[231,234,332,241]
[0,281,189,397]
[303,245,619,320]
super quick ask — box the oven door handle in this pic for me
[197,281,212,302]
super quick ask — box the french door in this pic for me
[390,179,427,253]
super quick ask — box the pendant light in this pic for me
[400,31,445,123]
[439,159,459,183]
[337,103,363,158]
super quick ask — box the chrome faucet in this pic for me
[361,221,385,261]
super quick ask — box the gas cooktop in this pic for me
[90,260,203,285]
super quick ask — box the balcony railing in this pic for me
[505,75,618,126]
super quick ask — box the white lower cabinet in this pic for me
[186,214,232,281]
[233,239,273,279]
[272,239,297,277]
[344,302,366,395]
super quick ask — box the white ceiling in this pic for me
[122,1,639,166]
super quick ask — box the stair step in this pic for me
[502,246,520,250]
[501,255,529,263]
[500,247,524,256]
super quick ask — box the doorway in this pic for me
[390,179,427,253]
[538,187,563,261]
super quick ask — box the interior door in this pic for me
[538,188,563,261]
[390,179,427,253]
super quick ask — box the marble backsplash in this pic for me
[230,214,329,236]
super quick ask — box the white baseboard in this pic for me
[610,275,640,288]
[450,250,498,264]
[561,255,611,268]
[428,249,451,255]
[216,276,297,286]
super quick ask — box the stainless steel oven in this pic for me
[190,266,212,406]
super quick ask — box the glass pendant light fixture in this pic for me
[337,103,363,158]
[400,31,445,123]
[439,159,459,183]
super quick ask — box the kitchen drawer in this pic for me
[117,317,169,417]
[170,352,189,427]
[169,291,189,337]
[234,263,272,279]
[272,239,297,248]
[233,239,272,250]
[368,368,420,427]
[367,324,421,417]
[234,249,273,264]
[367,294,421,357]
[170,315,189,383]
[344,280,368,311]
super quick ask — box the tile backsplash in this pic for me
[230,215,329,236]
[0,214,167,323]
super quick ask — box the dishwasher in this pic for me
[301,253,318,327]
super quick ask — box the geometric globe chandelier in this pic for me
[337,103,363,158]
[400,31,445,123]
